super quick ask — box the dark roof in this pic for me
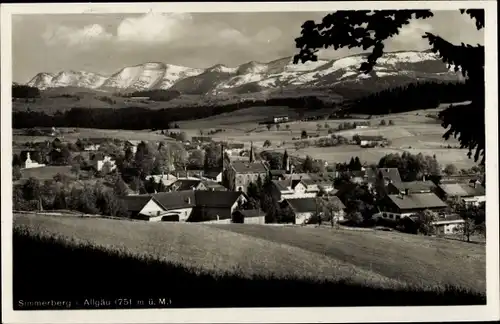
[272,180,291,191]
[270,169,286,176]
[201,180,227,190]
[231,161,268,174]
[170,179,202,191]
[323,196,347,210]
[120,195,154,212]
[391,181,436,193]
[286,198,319,214]
[366,168,402,183]
[195,191,245,208]
[152,191,196,209]
[173,170,203,178]
[234,209,265,218]
[387,193,448,211]
[438,182,485,197]
[203,169,222,179]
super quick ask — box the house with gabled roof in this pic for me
[376,191,448,222]
[387,181,437,195]
[283,196,346,225]
[231,209,266,224]
[436,182,486,206]
[120,190,246,223]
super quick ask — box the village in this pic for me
[12,120,486,240]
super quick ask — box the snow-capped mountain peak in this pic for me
[25,50,461,94]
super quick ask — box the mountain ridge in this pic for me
[26,50,463,95]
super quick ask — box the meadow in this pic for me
[178,106,477,169]
[13,213,486,309]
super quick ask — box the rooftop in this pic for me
[439,182,485,197]
[387,192,448,211]
[231,161,268,174]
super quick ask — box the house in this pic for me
[145,173,178,187]
[283,196,346,225]
[231,209,266,224]
[189,191,248,223]
[226,144,268,193]
[387,181,437,195]
[365,168,402,185]
[169,179,226,192]
[203,169,223,183]
[120,191,196,222]
[272,115,289,124]
[20,152,46,169]
[269,170,287,180]
[431,214,465,235]
[83,144,100,151]
[377,192,448,221]
[436,182,486,206]
[357,135,386,147]
[90,153,116,172]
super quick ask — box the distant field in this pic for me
[12,128,169,144]
[13,213,485,308]
[19,166,72,181]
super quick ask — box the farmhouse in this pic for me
[283,196,346,225]
[357,135,386,147]
[272,115,289,124]
[377,192,448,221]
[387,181,437,195]
[121,190,246,223]
[431,214,465,235]
[121,191,196,222]
[436,182,486,206]
[231,209,266,224]
[189,191,248,223]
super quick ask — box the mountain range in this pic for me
[26,50,463,95]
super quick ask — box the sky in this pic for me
[12,10,484,83]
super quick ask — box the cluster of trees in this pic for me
[337,121,370,131]
[314,134,349,148]
[378,152,441,182]
[349,81,472,115]
[244,174,295,224]
[13,176,129,217]
[12,84,41,99]
[13,95,328,130]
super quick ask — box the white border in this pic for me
[1,2,498,323]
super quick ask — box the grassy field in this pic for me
[13,213,485,308]
[18,166,73,181]
[176,106,477,169]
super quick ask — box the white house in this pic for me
[432,217,465,235]
[95,155,117,172]
[22,152,46,169]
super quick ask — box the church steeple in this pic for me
[283,149,289,172]
[249,142,254,163]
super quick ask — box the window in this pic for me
[382,213,387,218]
[389,214,394,219]
[395,215,400,220]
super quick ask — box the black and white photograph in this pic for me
[1,1,498,323]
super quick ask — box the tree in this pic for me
[12,165,22,181]
[285,124,290,131]
[266,124,272,131]
[113,176,129,196]
[380,119,387,126]
[178,132,188,142]
[282,150,289,171]
[263,140,272,148]
[316,123,322,131]
[324,123,330,129]
[415,209,438,236]
[203,143,221,171]
[22,177,41,202]
[70,162,81,178]
[301,130,308,139]
[443,163,458,176]
[276,124,281,131]
[12,154,22,167]
[294,9,485,164]
[188,149,205,169]
[134,142,156,177]
[347,211,364,226]
[302,155,314,173]
[388,120,394,126]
